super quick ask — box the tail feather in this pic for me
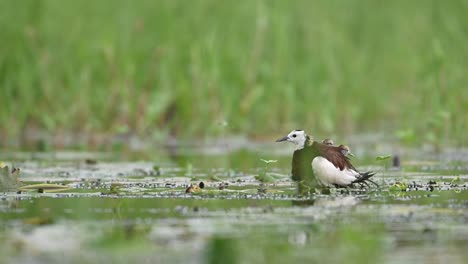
[352,171,379,187]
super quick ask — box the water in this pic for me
[1,147,467,264]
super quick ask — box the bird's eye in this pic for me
[292,134,297,138]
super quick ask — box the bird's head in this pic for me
[338,144,355,157]
[276,130,311,149]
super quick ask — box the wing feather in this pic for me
[314,142,357,171]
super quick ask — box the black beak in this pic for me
[276,135,289,142]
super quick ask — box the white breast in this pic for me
[311,156,359,187]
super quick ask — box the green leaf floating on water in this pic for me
[389,182,407,192]
[19,183,70,193]
[375,155,392,161]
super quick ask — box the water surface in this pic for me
[1,147,467,263]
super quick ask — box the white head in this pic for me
[276,130,309,150]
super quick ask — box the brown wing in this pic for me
[315,142,357,171]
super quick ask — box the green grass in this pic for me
[0,0,467,148]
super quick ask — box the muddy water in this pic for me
[1,148,467,264]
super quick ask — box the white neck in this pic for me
[294,141,306,150]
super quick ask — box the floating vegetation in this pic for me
[186,182,205,193]
[389,182,408,192]
[209,175,223,182]
[23,216,54,226]
[19,184,71,193]
[153,165,161,176]
[0,162,21,191]
[255,174,277,183]
[0,150,466,263]
[102,183,123,195]
[85,159,98,165]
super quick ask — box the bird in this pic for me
[322,139,354,157]
[337,144,354,157]
[322,138,334,146]
[276,130,376,188]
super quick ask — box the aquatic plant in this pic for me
[255,159,278,183]
[0,162,21,191]
[388,181,407,192]
[185,182,205,193]
[376,155,391,184]
[152,165,161,176]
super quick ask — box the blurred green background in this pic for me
[1,0,467,149]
